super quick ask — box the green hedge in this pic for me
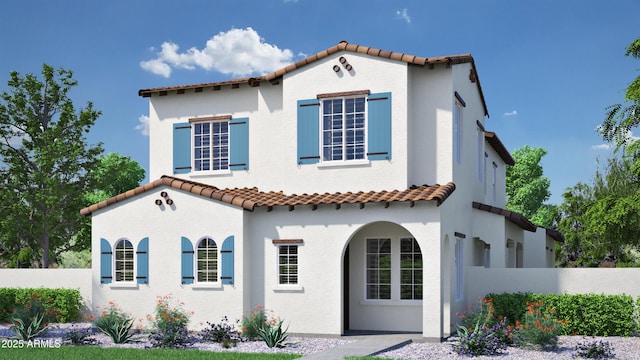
[487,292,636,336]
[0,288,82,323]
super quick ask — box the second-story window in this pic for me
[194,121,229,171]
[322,97,366,161]
[297,91,391,165]
[173,116,248,174]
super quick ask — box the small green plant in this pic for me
[10,293,62,340]
[63,323,98,345]
[200,316,242,347]
[95,301,137,344]
[514,300,565,350]
[257,318,290,348]
[241,305,268,341]
[148,294,194,349]
[573,337,616,359]
[451,298,512,356]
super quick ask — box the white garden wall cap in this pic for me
[484,131,515,165]
[137,40,488,116]
[80,175,456,216]
[472,201,537,232]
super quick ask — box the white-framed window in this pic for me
[455,237,464,301]
[197,237,218,282]
[453,101,463,164]
[366,238,392,300]
[477,125,484,181]
[114,239,134,282]
[193,121,229,171]
[400,238,422,300]
[278,245,299,285]
[322,96,366,161]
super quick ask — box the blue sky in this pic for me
[1,0,638,204]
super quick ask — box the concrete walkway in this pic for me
[299,333,422,360]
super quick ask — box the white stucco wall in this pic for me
[246,201,441,337]
[91,186,246,329]
[467,267,640,301]
[0,269,92,311]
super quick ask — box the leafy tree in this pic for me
[506,145,558,228]
[600,36,640,173]
[557,156,640,267]
[85,152,145,204]
[0,64,103,268]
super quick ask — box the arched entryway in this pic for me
[342,221,423,333]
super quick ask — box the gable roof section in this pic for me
[80,175,456,216]
[485,131,515,165]
[138,40,489,116]
[472,201,564,242]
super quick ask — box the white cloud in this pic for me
[136,115,150,136]
[140,58,172,78]
[591,144,611,150]
[395,8,411,23]
[503,110,518,117]
[140,28,294,78]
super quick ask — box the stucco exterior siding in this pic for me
[91,187,246,329]
[245,201,441,335]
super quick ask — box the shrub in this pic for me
[0,288,82,323]
[487,292,636,336]
[514,300,565,350]
[257,318,290,348]
[573,337,616,359]
[541,293,635,336]
[63,323,98,345]
[149,319,194,349]
[451,298,513,356]
[11,293,63,341]
[95,301,137,344]
[148,294,194,349]
[241,305,269,341]
[200,316,242,348]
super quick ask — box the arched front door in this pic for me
[342,221,423,333]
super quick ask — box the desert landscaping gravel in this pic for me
[2,324,640,359]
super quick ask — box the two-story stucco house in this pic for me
[81,40,562,340]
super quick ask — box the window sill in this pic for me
[109,283,139,289]
[359,299,422,306]
[191,282,223,290]
[317,160,370,168]
[189,170,232,177]
[273,285,304,293]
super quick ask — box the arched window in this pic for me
[197,238,218,282]
[115,239,134,282]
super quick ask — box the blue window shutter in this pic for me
[181,237,194,284]
[136,237,149,284]
[173,122,192,174]
[229,118,249,171]
[297,99,320,164]
[221,236,234,285]
[100,238,112,284]
[367,92,392,160]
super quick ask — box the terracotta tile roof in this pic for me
[138,40,488,116]
[546,228,565,243]
[472,201,564,242]
[80,175,456,216]
[485,131,515,165]
[472,201,536,232]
